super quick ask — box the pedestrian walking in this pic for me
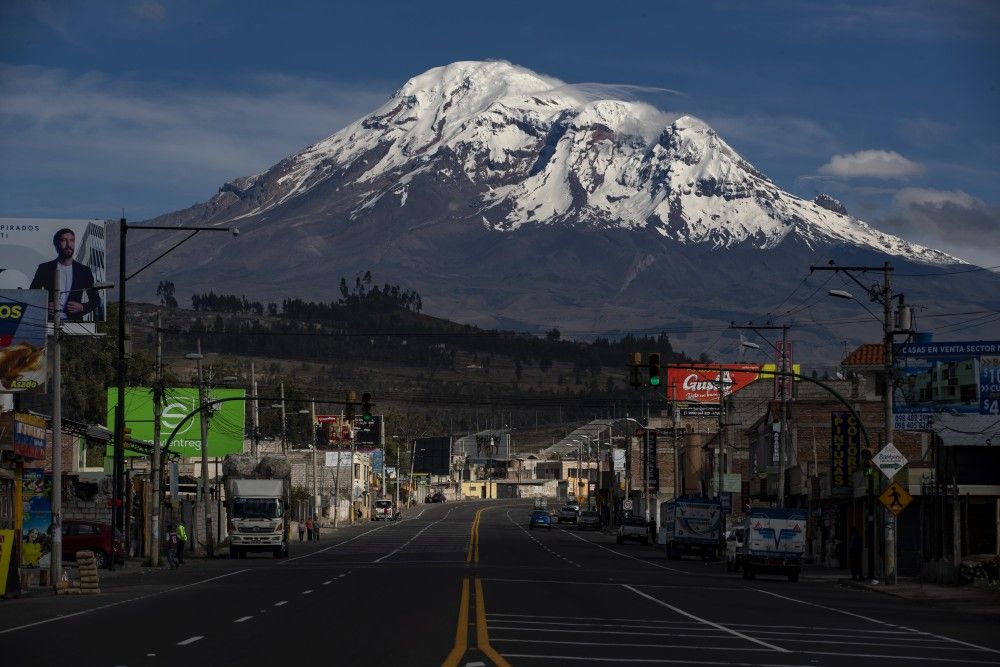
[165,524,179,569]
[176,521,187,565]
[312,516,321,541]
[298,518,305,542]
[849,528,863,581]
[306,515,314,541]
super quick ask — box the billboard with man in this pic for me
[0,219,107,324]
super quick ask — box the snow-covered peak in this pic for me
[224,61,959,266]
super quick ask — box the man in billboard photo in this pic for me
[29,227,102,321]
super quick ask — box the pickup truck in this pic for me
[741,508,806,582]
[557,506,579,524]
[617,517,650,545]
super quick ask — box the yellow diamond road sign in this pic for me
[879,481,913,516]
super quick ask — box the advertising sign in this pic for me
[612,448,626,472]
[0,290,47,392]
[385,465,397,480]
[830,411,862,490]
[643,432,658,493]
[13,412,47,459]
[21,468,51,568]
[666,364,761,404]
[371,449,384,475]
[107,387,247,458]
[0,219,108,325]
[723,473,742,493]
[894,340,1000,446]
[413,436,451,475]
[0,529,15,596]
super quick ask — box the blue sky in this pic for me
[1,0,998,265]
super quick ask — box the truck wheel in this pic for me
[788,570,800,583]
[743,565,755,580]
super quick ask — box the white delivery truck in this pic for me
[741,507,806,582]
[223,454,291,559]
[662,497,722,560]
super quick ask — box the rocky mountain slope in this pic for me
[125,61,997,361]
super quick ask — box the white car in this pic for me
[373,499,400,521]
[725,527,745,571]
[617,517,650,545]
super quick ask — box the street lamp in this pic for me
[112,219,237,545]
[816,260,906,585]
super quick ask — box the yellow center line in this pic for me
[475,577,511,667]
[441,577,469,667]
[467,507,485,563]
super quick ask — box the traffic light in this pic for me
[861,448,874,477]
[361,392,374,423]
[648,353,661,387]
[345,390,357,422]
[628,352,643,388]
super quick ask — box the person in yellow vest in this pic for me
[176,522,188,565]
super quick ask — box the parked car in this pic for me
[577,509,601,531]
[424,494,433,503]
[617,517,650,545]
[557,506,579,524]
[725,527,745,571]
[431,492,447,503]
[529,510,552,531]
[61,520,125,569]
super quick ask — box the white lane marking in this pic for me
[279,524,392,565]
[234,616,253,623]
[302,589,313,595]
[752,588,1000,655]
[622,584,789,653]
[796,650,1000,664]
[500,654,814,665]
[490,626,743,640]
[322,580,332,585]
[0,569,251,636]
[561,527,688,574]
[373,508,454,563]
[338,573,347,578]
[492,638,773,652]
[274,600,288,607]
[480,576,743,592]
[176,636,204,646]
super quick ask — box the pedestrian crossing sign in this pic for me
[879,481,912,516]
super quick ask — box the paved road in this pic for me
[2,500,998,666]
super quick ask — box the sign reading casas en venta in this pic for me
[106,387,246,458]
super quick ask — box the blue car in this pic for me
[529,510,552,531]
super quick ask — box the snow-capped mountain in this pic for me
[130,61,996,359]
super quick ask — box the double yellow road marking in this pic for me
[442,577,509,667]
[467,507,485,563]
[445,507,508,667]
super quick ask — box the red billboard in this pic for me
[666,364,761,403]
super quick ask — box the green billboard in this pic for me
[107,387,247,458]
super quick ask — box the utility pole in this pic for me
[644,398,651,522]
[149,311,164,567]
[311,401,318,518]
[672,382,680,500]
[332,438,342,529]
[728,323,791,507]
[811,261,900,584]
[194,339,214,557]
[50,266,63,587]
[250,361,259,458]
[349,429,357,524]
[577,437,583,504]
[279,382,287,454]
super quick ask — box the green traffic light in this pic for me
[363,414,373,423]
[650,376,661,386]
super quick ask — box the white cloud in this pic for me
[818,149,925,179]
[893,187,982,209]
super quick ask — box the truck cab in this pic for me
[228,478,289,559]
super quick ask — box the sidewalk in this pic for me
[838,576,1000,614]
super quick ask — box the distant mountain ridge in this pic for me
[128,61,998,361]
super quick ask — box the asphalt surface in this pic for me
[2,500,999,666]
